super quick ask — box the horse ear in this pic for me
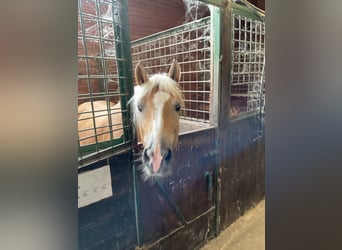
[168,59,181,82]
[135,62,148,85]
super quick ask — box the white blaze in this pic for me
[151,91,170,172]
[153,91,170,134]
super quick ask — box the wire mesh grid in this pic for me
[230,14,265,116]
[131,17,212,124]
[78,0,133,161]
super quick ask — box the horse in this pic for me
[78,100,123,146]
[78,59,184,181]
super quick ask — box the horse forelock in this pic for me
[130,73,184,122]
[150,74,184,107]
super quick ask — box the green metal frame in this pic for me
[78,0,134,163]
[79,138,124,157]
[208,4,222,237]
[229,2,265,120]
[209,5,221,126]
[113,0,134,141]
[133,163,142,247]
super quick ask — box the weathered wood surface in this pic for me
[219,115,265,232]
[128,0,186,41]
[78,152,136,250]
[137,128,217,247]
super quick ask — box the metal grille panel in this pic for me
[230,13,265,116]
[78,0,133,163]
[131,17,212,123]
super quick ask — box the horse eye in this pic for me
[175,104,181,112]
[137,104,143,112]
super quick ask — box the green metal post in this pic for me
[209,4,222,237]
[113,0,134,142]
[132,164,142,247]
[113,0,141,247]
[217,0,234,236]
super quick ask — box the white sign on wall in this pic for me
[78,165,113,208]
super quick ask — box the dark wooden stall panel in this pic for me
[78,152,136,250]
[143,210,215,250]
[219,114,265,231]
[137,128,218,249]
[128,0,211,41]
[128,0,186,41]
[249,0,265,10]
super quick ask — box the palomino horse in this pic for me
[78,101,123,146]
[78,59,184,180]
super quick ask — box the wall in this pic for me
[127,0,265,42]
[128,0,187,41]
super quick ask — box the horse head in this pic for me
[131,59,184,180]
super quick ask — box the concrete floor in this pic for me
[201,199,265,250]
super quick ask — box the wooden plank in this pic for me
[215,0,233,235]
[179,119,209,134]
[128,0,187,41]
[142,209,216,250]
[219,115,265,231]
[78,151,136,249]
[137,128,217,246]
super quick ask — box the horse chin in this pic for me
[139,161,172,183]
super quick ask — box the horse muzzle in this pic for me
[142,146,172,173]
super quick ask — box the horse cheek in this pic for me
[136,120,146,145]
[169,115,179,149]
[162,103,177,149]
[173,119,179,148]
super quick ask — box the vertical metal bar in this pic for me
[132,163,142,247]
[78,0,100,152]
[95,0,114,145]
[209,4,222,237]
[258,47,265,135]
[209,5,221,126]
[112,0,140,247]
[113,0,134,143]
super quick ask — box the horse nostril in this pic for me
[143,149,149,162]
[143,147,154,162]
[164,149,172,162]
